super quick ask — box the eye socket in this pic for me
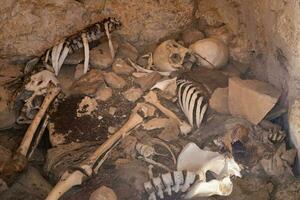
[170,53,182,64]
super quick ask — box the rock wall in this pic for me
[0,0,194,62]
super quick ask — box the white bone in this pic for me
[104,22,115,60]
[198,103,207,128]
[57,46,70,72]
[182,83,194,117]
[185,87,197,125]
[188,91,200,127]
[161,173,173,196]
[152,177,164,199]
[184,176,233,199]
[151,77,176,91]
[81,33,90,74]
[195,97,203,128]
[172,171,184,193]
[181,171,196,192]
[51,46,58,75]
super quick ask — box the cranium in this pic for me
[189,38,229,69]
[153,40,192,72]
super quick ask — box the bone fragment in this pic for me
[105,22,115,60]
[128,59,171,76]
[57,46,70,73]
[17,86,61,157]
[81,33,90,74]
[45,112,143,200]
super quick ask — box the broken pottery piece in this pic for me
[228,77,281,124]
[112,58,135,75]
[95,85,113,102]
[89,186,117,200]
[135,72,162,91]
[104,72,127,89]
[89,41,119,69]
[209,87,230,114]
[123,87,143,102]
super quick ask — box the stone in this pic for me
[71,69,104,95]
[0,178,8,193]
[108,126,118,134]
[76,96,98,117]
[112,58,135,75]
[74,64,84,80]
[0,0,107,60]
[134,72,162,91]
[142,118,169,131]
[89,41,119,69]
[0,166,52,200]
[64,50,84,65]
[0,86,16,129]
[289,99,300,171]
[89,186,117,200]
[209,87,230,114]
[182,29,205,46]
[274,179,300,200]
[108,107,117,115]
[228,77,281,124]
[123,87,143,102]
[116,41,139,61]
[104,72,127,89]
[159,119,180,141]
[95,85,113,102]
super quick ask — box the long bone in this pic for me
[81,33,90,74]
[17,86,61,157]
[144,91,192,135]
[46,111,143,200]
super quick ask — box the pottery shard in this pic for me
[209,87,229,114]
[71,69,104,95]
[123,87,143,102]
[89,41,119,69]
[112,58,135,75]
[104,72,127,89]
[95,85,113,102]
[134,72,162,91]
[89,186,117,200]
[228,77,281,124]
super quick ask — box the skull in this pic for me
[153,40,192,72]
[189,38,229,69]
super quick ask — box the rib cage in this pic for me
[176,79,208,128]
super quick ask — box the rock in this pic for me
[116,41,139,61]
[108,107,117,116]
[228,77,281,124]
[89,41,119,69]
[0,86,16,129]
[64,50,84,65]
[182,29,205,46]
[104,0,193,49]
[76,96,98,117]
[159,119,180,141]
[288,99,300,171]
[0,178,8,193]
[104,72,127,89]
[0,166,52,200]
[71,69,104,95]
[74,64,84,80]
[89,186,117,200]
[142,118,169,131]
[274,179,300,200]
[95,85,113,102]
[0,0,107,59]
[57,66,76,93]
[209,87,230,114]
[112,58,135,75]
[123,87,143,102]
[108,126,117,134]
[134,72,162,91]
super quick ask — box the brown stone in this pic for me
[228,77,281,124]
[64,50,84,65]
[74,64,84,80]
[116,41,139,61]
[104,72,127,89]
[209,87,229,114]
[89,186,117,200]
[95,85,113,102]
[134,72,162,91]
[112,58,135,75]
[182,29,205,46]
[89,41,118,69]
[71,69,104,95]
[122,87,143,102]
